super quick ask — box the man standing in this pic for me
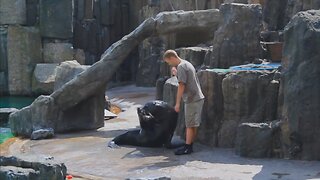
[163,50,204,155]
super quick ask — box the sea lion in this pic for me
[109,100,178,148]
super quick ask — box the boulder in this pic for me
[9,61,105,137]
[0,156,67,180]
[209,3,262,68]
[43,43,74,63]
[54,61,90,90]
[32,63,58,95]
[284,0,320,27]
[163,77,185,137]
[176,47,210,69]
[39,0,73,38]
[197,69,227,146]
[31,128,54,140]
[9,95,58,136]
[282,10,320,160]
[74,19,100,55]
[0,166,39,179]
[136,36,165,87]
[74,49,86,65]
[0,0,26,25]
[53,61,105,133]
[156,77,169,100]
[7,26,42,95]
[263,0,287,30]
[235,121,282,158]
[219,71,279,147]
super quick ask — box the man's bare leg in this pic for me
[186,127,197,144]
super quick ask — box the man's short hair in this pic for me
[163,50,179,59]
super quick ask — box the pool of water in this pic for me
[0,96,36,144]
[0,127,13,144]
[0,96,36,109]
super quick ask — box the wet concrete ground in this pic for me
[2,85,320,180]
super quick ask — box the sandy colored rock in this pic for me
[32,63,58,95]
[0,0,26,25]
[7,26,42,95]
[43,43,74,63]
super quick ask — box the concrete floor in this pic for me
[2,85,320,180]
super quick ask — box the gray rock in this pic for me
[282,10,320,161]
[31,128,54,140]
[74,19,100,55]
[136,36,165,87]
[235,121,282,158]
[76,0,94,20]
[263,0,287,30]
[10,10,221,137]
[0,0,26,25]
[39,0,73,38]
[163,77,179,107]
[74,49,86,65]
[32,63,58,95]
[209,3,262,68]
[43,43,74,63]
[9,61,105,137]
[284,0,320,27]
[26,0,39,26]
[163,77,185,138]
[0,156,67,180]
[197,69,227,146]
[219,71,279,147]
[7,26,42,95]
[0,26,8,95]
[9,95,58,137]
[53,61,90,90]
[156,77,169,100]
[176,47,210,69]
[0,166,39,179]
[0,108,18,127]
[136,5,163,87]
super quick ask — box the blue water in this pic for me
[207,63,281,73]
[0,96,36,109]
[229,63,281,71]
[0,96,36,144]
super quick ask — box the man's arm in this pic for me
[175,82,185,112]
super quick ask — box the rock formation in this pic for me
[197,70,226,146]
[0,156,67,180]
[7,26,42,95]
[32,63,58,95]
[235,121,282,158]
[282,10,320,161]
[208,3,262,68]
[219,71,280,147]
[9,9,221,137]
[10,61,105,136]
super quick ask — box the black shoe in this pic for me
[174,144,193,155]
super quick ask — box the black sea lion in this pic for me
[109,100,178,148]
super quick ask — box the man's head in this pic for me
[163,50,181,67]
